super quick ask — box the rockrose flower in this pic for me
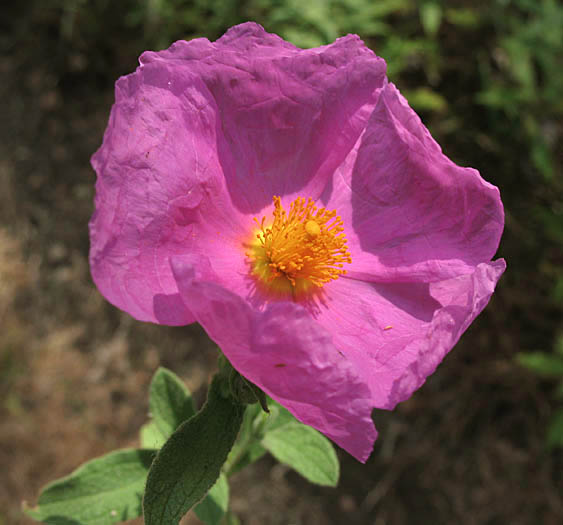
[90,23,505,462]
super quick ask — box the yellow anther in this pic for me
[305,220,321,238]
[247,196,352,296]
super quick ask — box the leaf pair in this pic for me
[143,374,244,524]
[26,366,341,525]
[25,368,240,525]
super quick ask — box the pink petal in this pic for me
[311,259,506,409]
[90,22,387,324]
[325,82,504,282]
[90,65,250,324]
[140,22,387,214]
[170,253,377,462]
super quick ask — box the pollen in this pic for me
[247,196,352,295]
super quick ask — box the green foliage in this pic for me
[149,367,196,439]
[140,367,196,449]
[419,1,442,37]
[27,368,239,525]
[41,0,563,183]
[547,409,563,449]
[194,474,229,525]
[224,400,299,475]
[226,399,340,486]
[516,351,563,377]
[443,7,480,28]
[223,511,242,525]
[477,0,563,180]
[140,421,168,449]
[25,449,156,524]
[262,422,340,487]
[224,403,269,475]
[27,363,340,525]
[401,87,447,113]
[517,336,563,449]
[143,368,235,525]
[143,375,245,525]
[46,0,562,184]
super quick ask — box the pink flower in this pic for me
[90,23,505,462]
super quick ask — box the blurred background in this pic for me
[1,0,562,524]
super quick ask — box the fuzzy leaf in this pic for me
[25,449,156,524]
[143,375,244,525]
[149,367,196,439]
[262,399,297,432]
[140,421,167,449]
[193,473,229,525]
[261,422,339,487]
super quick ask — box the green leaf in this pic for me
[402,87,448,113]
[25,449,156,524]
[516,352,563,377]
[555,380,563,401]
[143,375,245,525]
[444,8,480,28]
[140,421,167,449]
[223,511,241,525]
[193,473,229,525]
[149,367,196,439]
[262,399,296,433]
[547,409,563,449]
[531,135,554,180]
[420,2,442,37]
[261,422,340,487]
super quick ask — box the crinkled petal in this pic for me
[389,258,506,406]
[140,22,387,214]
[90,65,251,324]
[324,82,504,282]
[170,253,377,462]
[311,259,506,409]
[90,22,388,324]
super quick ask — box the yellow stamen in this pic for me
[247,196,351,296]
[305,220,321,238]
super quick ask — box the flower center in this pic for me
[248,196,351,296]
